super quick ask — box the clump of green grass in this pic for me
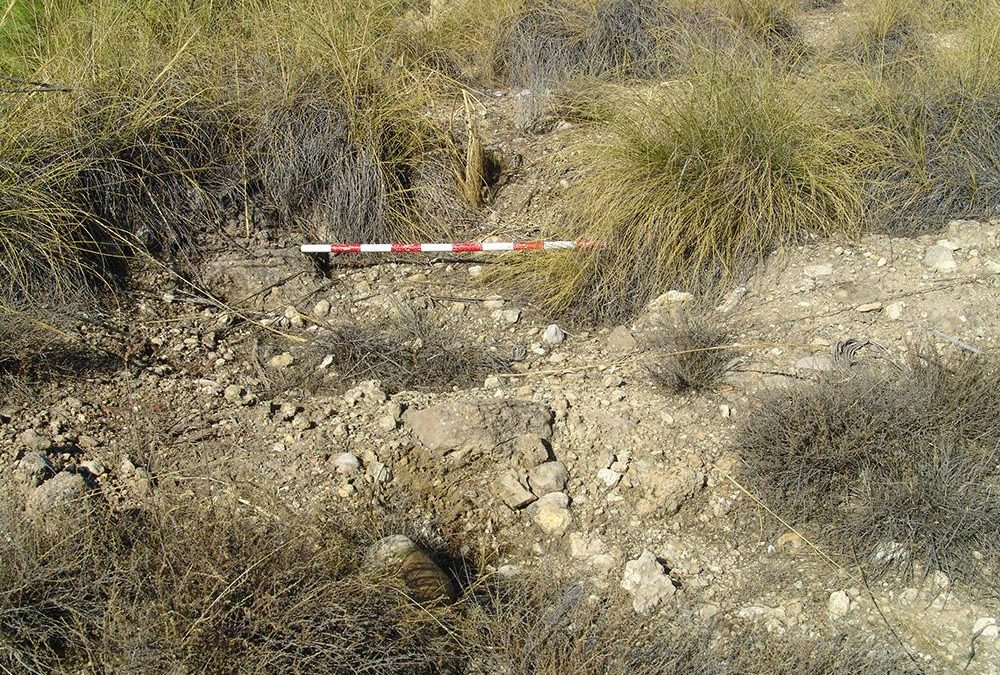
[493,51,872,323]
[738,349,1000,580]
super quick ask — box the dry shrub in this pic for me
[719,0,805,58]
[493,0,683,87]
[493,48,873,323]
[0,493,463,675]
[257,317,511,396]
[647,309,741,394]
[0,486,920,674]
[738,349,1000,580]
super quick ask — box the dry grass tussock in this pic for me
[647,307,742,394]
[850,1,1000,232]
[0,487,921,674]
[738,348,1000,581]
[0,0,440,307]
[837,0,928,67]
[255,315,511,396]
[492,47,874,323]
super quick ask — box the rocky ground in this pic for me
[3,93,999,672]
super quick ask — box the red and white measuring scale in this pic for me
[300,240,604,254]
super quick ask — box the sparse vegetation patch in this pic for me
[738,350,1000,580]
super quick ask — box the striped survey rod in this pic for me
[300,240,604,254]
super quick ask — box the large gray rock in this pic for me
[404,399,552,462]
[621,551,676,615]
[25,472,86,520]
[16,452,53,487]
[364,535,457,603]
[527,461,569,495]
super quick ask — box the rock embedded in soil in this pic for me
[515,434,550,466]
[923,245,957,272]
[527,461,569,495]
[828,590,851,618]
[404,399,552,461]
[25,471,86,520]
[621,551,676,615]
[363,535,457,604]
[542,324,566,345]
[268,352,295,369]
[496,471,536,509]
[607,326,638,353]
[528,492,572,536]
[334,452,361,475]
[18,429,52,452]
[16,452,53,486]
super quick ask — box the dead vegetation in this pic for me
[647,309,741,394]
[254,317,512,396]
[737,349,1000,580]
[0,486,921,674]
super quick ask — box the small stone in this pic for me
[378,415,398,432]
[363,535,457,603]
[483,298,504,310]
[500,309,522,324]
[856,302,882,313]
[596,468,622,488]
[483,376,502,389]
[621,551,676,615]
[334,453,361,475]
[283,306,304,329]
[973,617,998,640]
[278,402,298,421]
[527,461,569,495]
[569,533,606,558]
[803,263,833,278]
[529,492,572,535]
[496,471,536,509]
[542,324,566,346]
[290,413,312,431]
[646,291,693,313]
[223,384,244,403]
[469,265,483,278]
[80,460,105,476]
[923,245,957,272]
[607,326,638,352]
[313,299,331,318]
[884,301,904,320]
[16,452,53,486]
[515,434,550,466]
[18,429,52,452]
[318,354,334,369]
[716,286,747,313]
[828,590,851,618]
[367,461,391,484]
[269,352,294,369]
